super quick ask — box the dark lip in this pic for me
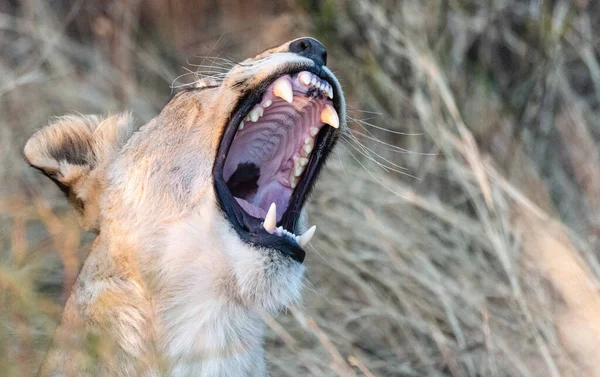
[212,64,342,263]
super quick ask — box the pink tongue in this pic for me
[252,180,292,220]
[235,198,267,218]
[234,180,292,221]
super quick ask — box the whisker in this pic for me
[348,109,384,115]
[347,115,423,136]
[343,137,390,173]
[186,61,232,71]
[343,133,409,171]
[189,71,228,77]
[348,129,436,156]
[341,137,420,180]
[170,71,202,90]
[191,55,239,66]
[339,144,413,200]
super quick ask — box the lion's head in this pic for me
[24,38,345,316]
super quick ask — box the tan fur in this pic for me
[25,38,345,377]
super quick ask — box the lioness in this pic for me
[24,38,345,377]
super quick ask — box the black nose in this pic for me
[289,38,327,66]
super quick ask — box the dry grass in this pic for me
[2,0,600,376]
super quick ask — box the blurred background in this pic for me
[2,0,600,376]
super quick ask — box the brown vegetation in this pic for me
[2,1,600,376]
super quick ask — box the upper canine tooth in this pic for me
[321,104,339,129]
[263,203,277,233]
[298,225,317,248]
[310,127,319,137]
[299,72,312,86]
[273,77,293,103]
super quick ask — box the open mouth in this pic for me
[213,69,343,263]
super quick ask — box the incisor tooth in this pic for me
[327,84,334,99]
[299,157,308,166]
[263,203,277,233]
[263,99,272,108]
[299,72,312,86]
[298,225,316,248]
[320,104,339,129]
[303,144,313,155]
[239,121,244,130]
[310,77,317,86]
[273,77,293,103]
[290,175,298,188]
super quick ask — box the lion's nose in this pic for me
[289,37,327,66]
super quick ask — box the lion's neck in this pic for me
[81,230,270,376]
[153,288,267,376]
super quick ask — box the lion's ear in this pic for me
[24,113,136,231]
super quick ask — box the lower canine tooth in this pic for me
[321,104,340,129]
[263,203,277,233]
[298,225,317,248]
[273,76,293,103]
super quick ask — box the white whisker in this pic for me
[339,144,413,201]
[349,128,436,156]
[341,137,420,180]
[343,133,409,171]
[171,71,202,90]
[347,115,423,136]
